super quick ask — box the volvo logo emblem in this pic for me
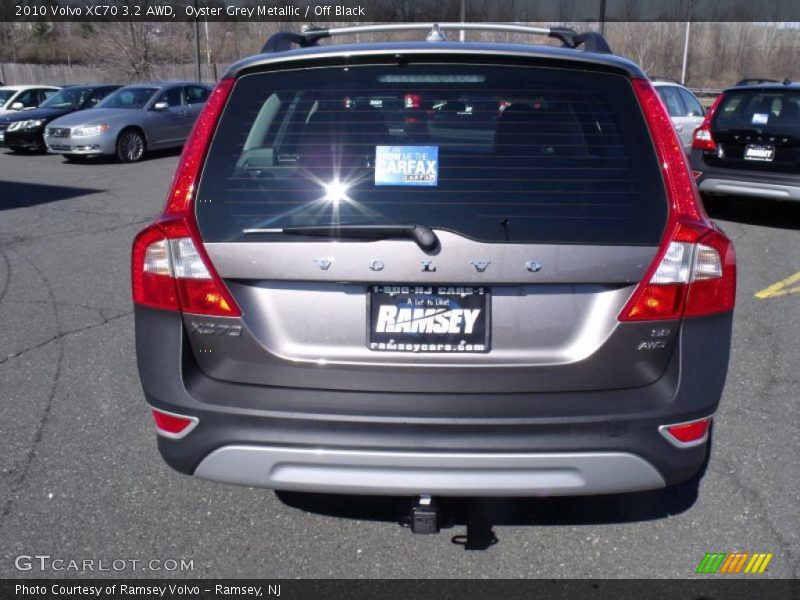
[525,260,542,273]
[470,260,491,273]
[369,259,384,272]
[314,257,333,271]
[421,259,436,272]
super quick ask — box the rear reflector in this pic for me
[151,408,199,439]
[659,417,712,447]
[620,81,735,322]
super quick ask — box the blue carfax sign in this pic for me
[374,145,439,186]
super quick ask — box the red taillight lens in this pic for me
[132,225,179,311]
[151,408,198,439]
[693,126,716,151]
[620,81,735,322]
[660,417,712,446]
[619,226,736,321]
[622,282,687,321]
[692,93,724,152]
[132,221,241,317]
[684,230,736,317]
[132,78,240,317]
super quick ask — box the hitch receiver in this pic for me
[410,495,440,534]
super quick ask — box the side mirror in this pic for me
[10,102,24,110]
[152,101,169,111]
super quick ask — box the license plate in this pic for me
[744,144,775,161]
[368,285,490,353]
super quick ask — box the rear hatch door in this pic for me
[191,57,672,394]
[706,87,800,172]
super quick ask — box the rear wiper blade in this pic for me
[243,224,439,251]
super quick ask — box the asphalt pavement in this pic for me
[0,149,797,579]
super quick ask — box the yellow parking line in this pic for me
[754,271,800,299]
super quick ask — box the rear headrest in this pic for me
[779,101,799,119]
[494,104,540,149]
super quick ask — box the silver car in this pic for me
[44,81,212,162]
[651,79,706,154]
[133,24,737,517]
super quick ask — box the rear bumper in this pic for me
[135,307,732,496]
[194,446,665,496]
[698,177,800,201]
[691,152,800,201]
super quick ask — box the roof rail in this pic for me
[261,23,612,54]
[735,77,780,86]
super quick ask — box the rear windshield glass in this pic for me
[196,62,667,245]
[713,89,800,134]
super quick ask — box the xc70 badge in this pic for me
[190,322,242,337]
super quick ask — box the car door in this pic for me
[146,86,186,146]
[677,87,706,142]
[656,85,694,152]
[9,89,41,111]
[182,85,210,136]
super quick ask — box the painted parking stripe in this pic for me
[754,271,800,299]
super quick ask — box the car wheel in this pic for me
[116,129,146,163]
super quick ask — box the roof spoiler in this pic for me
[261,23,612,54]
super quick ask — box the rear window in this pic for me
[713,89,800,134]
[196,62,667,245]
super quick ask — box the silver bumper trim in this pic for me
[699,178,800,201]
[193,446,666,496]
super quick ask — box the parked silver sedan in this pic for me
[44,81,212,162]
[651,79,706,154]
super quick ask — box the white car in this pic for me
[0,85,61,117]
[651,79,706,154]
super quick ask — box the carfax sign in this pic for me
[374,145,439,186]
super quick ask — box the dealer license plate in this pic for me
[368,285,490,353]
[744,144,775,161]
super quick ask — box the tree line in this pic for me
[0,17,797,88]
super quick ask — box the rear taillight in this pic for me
[151,407,198,439]
[621,81,736,322]
[659,417,712,447]
[132,78,240,317]
[132,220,240,316]
[619,227,735,320]
[692,93,724,152]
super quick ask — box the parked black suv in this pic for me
[691,80,800,202]
[133,24,735,503]
[1,84,119,152]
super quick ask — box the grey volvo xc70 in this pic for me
[132,24,736,501]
